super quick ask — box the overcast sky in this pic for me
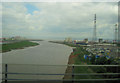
[2,2,118,40]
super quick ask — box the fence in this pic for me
[1,64,120,83]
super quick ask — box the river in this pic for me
[2,41,73,80]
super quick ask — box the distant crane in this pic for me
[92,14,97,42]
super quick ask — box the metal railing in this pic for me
[1,64,120,83]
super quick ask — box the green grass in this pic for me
[64,43,119,83]
[73,47,91,64]
[1,40,39,52]
[70,47,107,83]
[73,47,96,79]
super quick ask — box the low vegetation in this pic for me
[1,40,39,52]
[117,43,120,47]
[61,42,119,83]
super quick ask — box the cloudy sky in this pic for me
[2,2,118,40]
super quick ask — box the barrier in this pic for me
[1,64,120,83]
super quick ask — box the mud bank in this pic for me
[63,52,76,79]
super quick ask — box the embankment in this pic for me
[63,51,76,79]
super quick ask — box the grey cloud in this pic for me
[2,2,118,40]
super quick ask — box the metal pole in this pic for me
[92,14,97,43]
[115,24,118,43]
[72,65,74,83]
[5,64,8,83]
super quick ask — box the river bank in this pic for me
[1,40,39,53]
[62,43,120,83]
[63,52,76,79]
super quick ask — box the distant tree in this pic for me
[117,43,120,47]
